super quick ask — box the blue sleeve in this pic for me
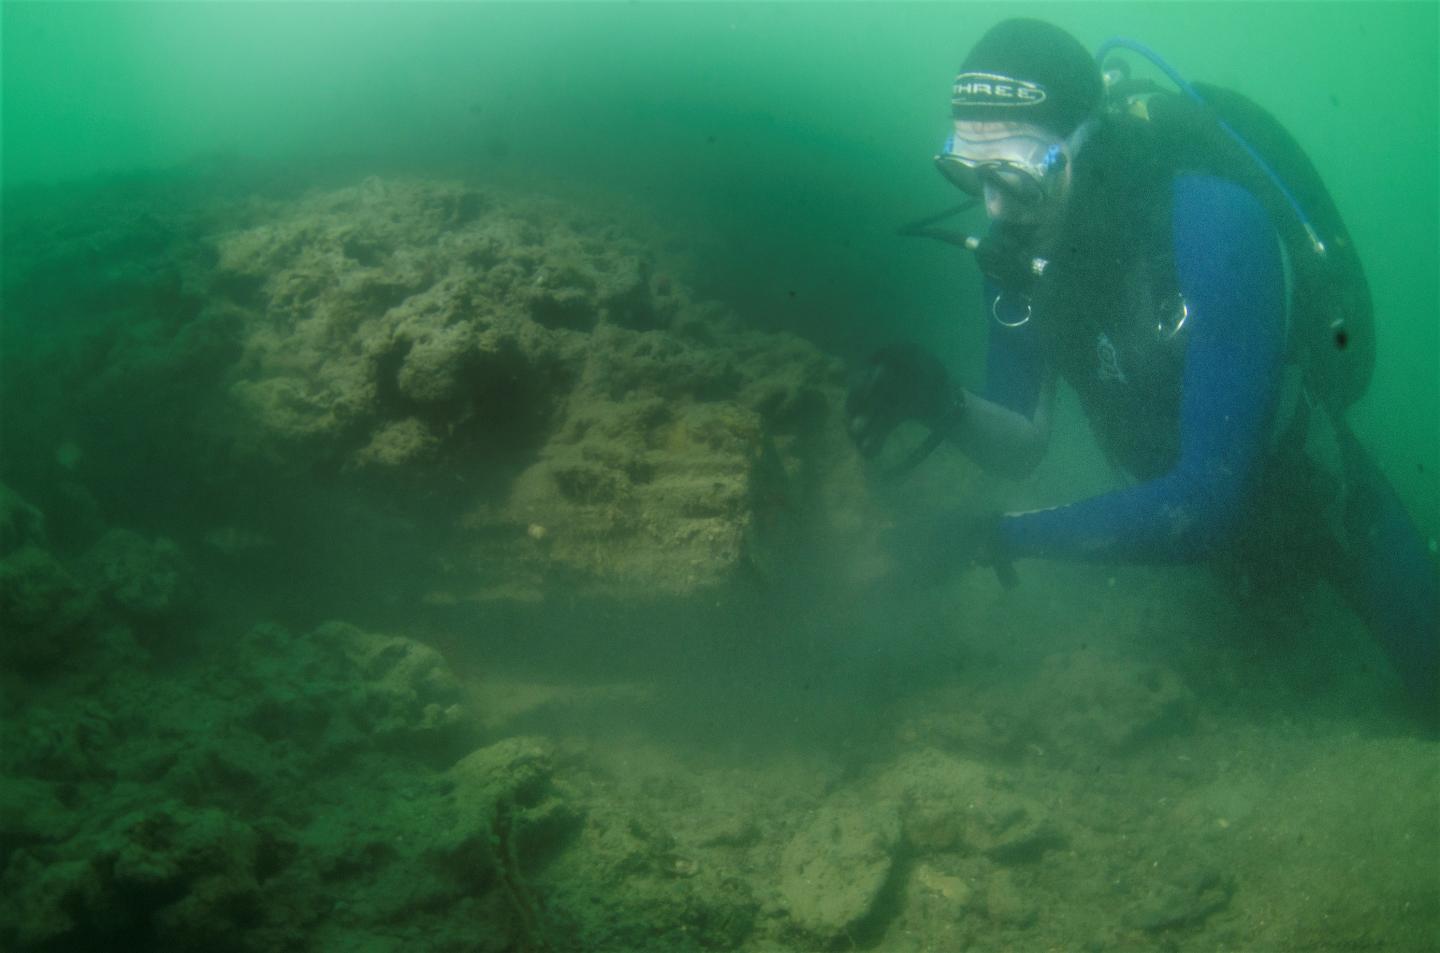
[998,175,1287,561]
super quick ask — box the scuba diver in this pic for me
[844,18,1439,721]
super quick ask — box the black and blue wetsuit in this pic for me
[970,173,1439,714]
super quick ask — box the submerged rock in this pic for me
[0,799,264,951]
[1125,865,1234,932]
[6,172,879,605]
[0,545,96,669]
[440,736,575,871]
[873,748,1066,863]
[0,483,46,558]
[238,621,470,762]
[81,528,195,620]
[779,796,901,941]
[316,621,468,747]
[0,616,492,951]
[204,178,868,601]
[1020,650,1198,755]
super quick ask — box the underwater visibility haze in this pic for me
[1,3,1437,951]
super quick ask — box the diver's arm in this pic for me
[945,279,1056,479]
[946,375,1057,479]
[995,176,1286,561]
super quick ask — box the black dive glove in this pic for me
[845,343,960,460]
[973,224,1040,295]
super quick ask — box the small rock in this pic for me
[1126,866,1233,931]
[779,797,901,941]
[984,868,1036,927]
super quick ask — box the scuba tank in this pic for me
[1095,38,1375,413]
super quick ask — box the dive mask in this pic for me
[935,128,1067,206]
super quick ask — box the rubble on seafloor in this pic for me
[0,497,1087,953]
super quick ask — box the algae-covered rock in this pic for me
[0,695,121,784]
[0,856,100,950]
[1124,865,1234,932]
[0,544,96,667]
[352,416,442,469]
[394,314,482,404]
[0,800,263,951]
[82,528,195,620]
[0,615,493,952]
[435,737,580,948]
[237,621,470,762]
[1020,650,1197,755]
[315,621,466,747]
[983,867,1039,927]
[204,177,868,602]
[440,736,573,866]
[0,483,46,557]
[8,173,878,605]
[107,801,261,903]
[779,796,901,941]
[214,180,569,472]
[873,749,1065,863]
[0,779,78,863]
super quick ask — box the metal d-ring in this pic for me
[1157,293,1189,340]
[992,293,1032,328]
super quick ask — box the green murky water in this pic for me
[2,4,1436,951]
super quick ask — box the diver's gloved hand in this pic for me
[974,224,1040,294]
[845,343,959,459]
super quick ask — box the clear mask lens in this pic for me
[934,154,1045,205]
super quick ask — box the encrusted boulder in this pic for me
[0,488,97,669]
[778,796,901,941]
[0,482,46,557]
[81,528,195,621]
[208,177,866,601]
[873,749,1065,863]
